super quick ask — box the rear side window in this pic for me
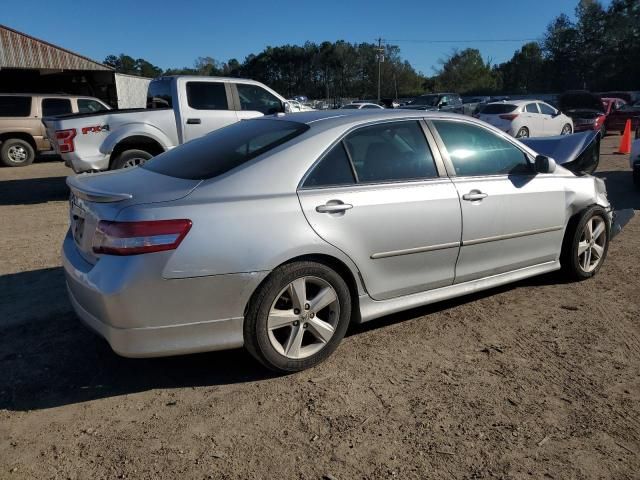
[0,96,32,117]
[481,104,518,115]
[433,120,530,177]
[78,99,108,113]
[237,84,283,115]
[147,79,173,108]
[186,82,228,110]
[42,98,72,116]
[303,143,355,188]
[143,119,309,180]
[525,103,539,113]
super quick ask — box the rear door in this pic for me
[180,81,237,142]
[298,119,462,300]
[523,103,544,136]
[429,119,566,284]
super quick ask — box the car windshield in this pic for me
[560,93,603,112]
[142,119,309,180]
[410,95,440,106]
[480,104,518,114]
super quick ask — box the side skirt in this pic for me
[357,260,560,323]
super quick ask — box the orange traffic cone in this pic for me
[618,119,632,154]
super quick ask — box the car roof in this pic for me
[0,93,102,99]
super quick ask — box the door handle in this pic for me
[316,202,353,213]
[186,118,201,124]
[462,190,488,201]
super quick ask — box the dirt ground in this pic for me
[1,136,638,480]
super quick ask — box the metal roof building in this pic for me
[0,25,149,108]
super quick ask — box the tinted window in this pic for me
[411,95,439,106]
[303,143,355,188]
[237,84,283,114]
[143,119,308,180]
[0,96,31,117]
[538,103,556,115]
[481,104,518,114]
[344,121,438,183]
[362,104,381,109]
[340,104,359,109]
[147,79,173,108]
[525,103,539,113]
[78,99,108,113]
[42,98,72,116]
[433,120,530,176]
[186,82,228,110]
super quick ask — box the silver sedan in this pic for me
[63,110,615,372]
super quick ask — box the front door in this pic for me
[180,81,238,142]
[233,83,285,121]
[298,120,462,300]
[430,119,566,284]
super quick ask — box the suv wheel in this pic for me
[1,139,35,167]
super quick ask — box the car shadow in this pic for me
[595,170,640,211]
[0,266,566,412]
[0,175,68,205]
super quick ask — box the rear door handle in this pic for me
[462,190,488,201]
[186,118,201,124]
[316,202,353,213]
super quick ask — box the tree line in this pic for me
[104,0,639,98]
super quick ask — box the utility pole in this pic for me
[376,37,384,102]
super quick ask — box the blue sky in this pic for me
[3,0,594,75]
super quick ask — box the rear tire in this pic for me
[0,139,35,167]
[111,149,152,170]
[561,123,572,135]
[561,206,610,281]
[244,261,352,373]
[515,127,529,138]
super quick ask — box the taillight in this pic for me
[499,114,519,121]
[93,219,192,255]
[55,129,76,153]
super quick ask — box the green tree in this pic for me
[434,49,498,94]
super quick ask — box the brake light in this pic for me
[499,114,519,121]
[93,219,192,255]
[55,129,76,153]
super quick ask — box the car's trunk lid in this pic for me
[67,167,201,264]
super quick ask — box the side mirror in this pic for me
[283,101,291,113]
[535,155,556,174]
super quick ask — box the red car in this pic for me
[605,100,640,134]
[558,91,607,134]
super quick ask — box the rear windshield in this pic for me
[0,96,32,117]
[481,104,518,114]
[142,119,309,180]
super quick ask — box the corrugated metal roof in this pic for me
[0,24,113,71]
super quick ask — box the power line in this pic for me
[386,38,538,44]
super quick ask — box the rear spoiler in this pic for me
[67,175,132,203]
[520,131,600,174]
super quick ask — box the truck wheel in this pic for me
[111,149,153,170]
[0,139,35,167]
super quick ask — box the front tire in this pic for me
[244,261,352,372]
[0,139,35,167]
[111,149,152,170]
[515,127,529,138]
[561,206,610,280]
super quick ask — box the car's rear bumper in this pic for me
[62,230,268,357]
[63,152,110,173]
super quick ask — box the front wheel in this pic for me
[111,149,153,170]
[561,123,573,135]
[244,261,352,372]
[561,206,610,280]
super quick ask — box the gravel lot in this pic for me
[1,136,638,479]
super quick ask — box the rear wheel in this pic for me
[561,206,609,280]
[561,123,572,135]
[244,261,352,372]
[0,139,35,167]
[515,127,529,138]
[111,149,152,170]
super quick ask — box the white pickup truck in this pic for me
[44,76,290,172]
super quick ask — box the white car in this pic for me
[340,102,384,110]
[477,100,573,138]
[287,100,315,112]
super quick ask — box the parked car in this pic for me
[558,91,606,135]
[600,97,626,136]
[604,100,640,134]
[462,96,490,116]
[476,100,573,138]
[62,110,628,373]
[400,93,463,114]
[0,94,109,167]
[43,76,289,173]
[340,103,384,110]
[287,99,315,112]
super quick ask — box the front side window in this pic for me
[0,96,31,117]
[42,98,72,116]
[303,142,355,188]
[237,84,283,115]
[525,103,539,113]
[186,82,228,110]
[78,99,108,113]
[433,120,530,177]
[538,103,556,115]
[343,121,438,183]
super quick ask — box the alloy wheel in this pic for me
[577,216,607,273]
[516,128,529,138]
[7,145,27,163]
[561,124,572,135]
[122,157,146,168]
[267,276,340,359]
